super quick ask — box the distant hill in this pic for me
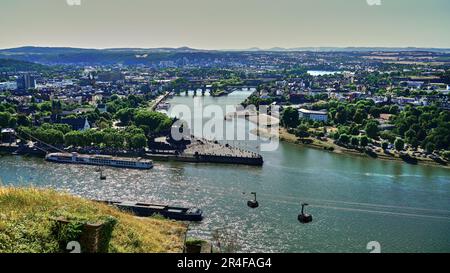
[0,46,449,66]
[228,47,450,53]
[2,46,449,55]
[0,58,50,72]
[0,46,215,66]
[0,46,100,55]
[0,46,205,55]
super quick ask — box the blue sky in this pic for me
[1,0,449,49]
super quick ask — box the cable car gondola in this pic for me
[298,203,312,223]
[99,168,106,180]
[247,192,259,208]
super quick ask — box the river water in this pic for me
[307,70,340,76]
[0,91,449,253]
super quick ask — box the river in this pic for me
[307,70,340,76]
[0,90,449,253]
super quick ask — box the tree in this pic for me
[0,112,11,128]
[338,134,350,145]
[96,118,111,130]
[129,133,147,149]
[351,136,359,146]
[335,107,348,124]
[425,142,435,154]
[405,129,419,148]
[396,121,409,136]
[115,108,134,126]
[442,151,450,161]
[127,94,142,108]
[295,124,310,138]
[369,106,381,119]
[91,130,105,146]
[349,124,360,136]
[16,114,31,127]
[103,130,125,149]
[281,107,299,128]
[381,141,389,150]
[37,101,52,112]
[0,102,15,113]
[100,111,113,121]
[39,123,72,135]
[359,136,369,147]
[34,128,64,146]
[134,110,173,134]
[424,126,450,151]
[312,121,321,128]
[353,109,367,124]
[394,138,404,151]
[379,130,397,143]
[125,125,145,136]
[64,131,86,147]
[51,100,62,115]
[389,105,399,114]
[82,110,100,125]
[8,116,17,128]
[332,131,340,140]
[365,120,379,139]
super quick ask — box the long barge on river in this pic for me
[97,200,203,222]
[45,152,153,169]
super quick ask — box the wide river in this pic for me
[1,91,449,253]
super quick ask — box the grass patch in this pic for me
[0,187,187,253]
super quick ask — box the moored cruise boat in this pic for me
[45,152,153,169]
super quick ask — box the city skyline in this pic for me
[1,0,450,50]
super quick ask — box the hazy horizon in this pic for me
[1,0,450,49]
[2,45,450,51]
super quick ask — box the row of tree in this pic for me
[19,124,148,150]
[115,108,173,135]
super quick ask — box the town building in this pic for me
[0,81,17,91]
[0,128,16,144]
[16,74,36,91]
[60,118,91,131]
[298,109,328,122]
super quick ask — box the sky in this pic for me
[1,0,450,50]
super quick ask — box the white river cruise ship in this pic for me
[45,152,153,169]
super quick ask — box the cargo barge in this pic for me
[98,200,203,222]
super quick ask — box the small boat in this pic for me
[97,200,203,222]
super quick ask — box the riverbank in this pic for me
[0,139,264,167]
[252,127,449,169]
[0,187,187,253]
[281,128,449,169]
